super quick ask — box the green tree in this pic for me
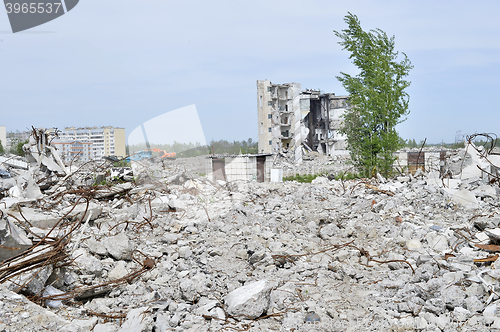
[0,140,4,155]
[12,139,28,156]
[334,13,413,177]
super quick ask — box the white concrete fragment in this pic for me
[93,323,117,332]
[117,307,153,332]
[25,169,42,199]
[108,261,128,280]
[0,217,32,261]
[43,285,65,308]
[103,233,132,260]
[72,248,103,275]
[86,237,108,256]
[225,279,272,320]
[9,208,60,229]
[483,303,497,317]
[425,232,449,252]
[442,188,478,208]
[485,228,500,239]
[61,202,102,222]
[475,231,490,243]
[406,239,422,250]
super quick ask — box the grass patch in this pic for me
[334,171,361,181]
[283,173,326,183]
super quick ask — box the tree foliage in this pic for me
[10,139,28,156]
[0,140,4,155]
[334,13,413,177]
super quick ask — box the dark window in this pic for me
[268,114,272,119]
[269,140,272,145]
[268,127,272,132]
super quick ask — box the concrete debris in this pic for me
[1,130,500,331]
[0,217,32,261]
[225,279,273,320]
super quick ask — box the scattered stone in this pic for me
[225,280,273,320]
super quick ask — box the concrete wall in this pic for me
[225,156,255,182]
[206,155,274,182]
[393,151,444,174]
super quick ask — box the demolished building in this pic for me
[2,128,500,331]
[257,80,349,163]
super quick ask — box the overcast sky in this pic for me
[1,0,499,144]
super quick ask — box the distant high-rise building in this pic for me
[51,126,126,163]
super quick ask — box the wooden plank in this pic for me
[475,243,500,252]
[473,254,499,263]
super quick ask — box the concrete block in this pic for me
[0,217,32,261]
[225,279,272,320]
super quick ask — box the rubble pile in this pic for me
[277,152,352,177]
[1,132,500,331]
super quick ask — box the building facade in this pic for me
[0,126,6,151]
[5,130,30,151]
[256,80,302,158]
[51,126,126,162]
[257,80,349,162]
[300,90,349,155]
[51,140,93,163]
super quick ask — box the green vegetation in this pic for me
[128,138,258,158]
[472,138,500,150]
[334,13,413,178]
[0,140,4,155]
[11,139,28,156]
[113,160,131,167]
[283,172,327,183]
[333,171,361,181]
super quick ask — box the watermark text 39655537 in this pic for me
[3,0,79,33]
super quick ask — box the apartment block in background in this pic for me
[52,126,126,162]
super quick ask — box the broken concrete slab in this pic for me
[225,279,273,320]
[117,307,154,332]
[102,233,133,260]
[61,202,102,222]
[0,217,32,261]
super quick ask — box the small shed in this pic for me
[394,150,446,175]
[206,154,275,182]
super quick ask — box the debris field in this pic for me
[1,129,500,331]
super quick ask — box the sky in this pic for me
[1,0,499,145]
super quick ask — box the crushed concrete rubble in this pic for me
[1,130,500,331]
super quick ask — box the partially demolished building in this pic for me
[257,80,349,163]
